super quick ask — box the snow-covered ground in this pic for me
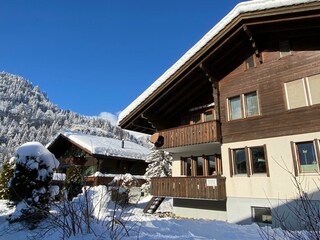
[0,186,274,240]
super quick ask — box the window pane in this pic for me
[308,74,320,105]
[229,96,242,120]
[285,79,308,109]
[182,157,192,176]
[208,155,216,175]
[252,207,272,224]
[251,147,266,174]
[205,112,213,122]
[196,156,204,176]
[245,92,259,117]
[296,142,318,173]
[246,55,254,69]
[234,149,247,174]
[279,41,291,58]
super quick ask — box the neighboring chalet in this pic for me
[119,0,320,229]
[47,131,150,176]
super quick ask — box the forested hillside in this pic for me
[0,72,148,163]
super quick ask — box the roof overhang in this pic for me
[118,0,320,133]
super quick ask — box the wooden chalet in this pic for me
[47,131,149,177]
[119,0,320,229]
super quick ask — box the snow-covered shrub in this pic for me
[47,186,134,239]
[8,142,59,225]
[0,158,14,199]
[141,147,172,194]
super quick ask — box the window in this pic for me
[245,92,259,117]
[229,145,269,177]
[207,155,223,175]
[246,55,255,69]
[285,74,320,110]
[234,148,247,174]
[204,111,213,122]
[296,141,318,173]
[181,155,222,176]
[229,96,242,120]
[196,156,204,176]
[228,91,260,121]
[181,157,192,176]
[252,207,272,224]
[279,40,291,58]
[208,156,216,175]
[250,147,267,174]
[182,106,215,126]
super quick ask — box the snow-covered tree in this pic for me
[142,147,172,193]
[0,72,148,163]
[0,158,14,199]
[8,142,60,225]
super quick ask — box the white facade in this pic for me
[222,131,320,228]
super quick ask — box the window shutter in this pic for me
[263,144,270,177]
[228,148,233,177]
[290,141,298,176]
[308,75,320,105]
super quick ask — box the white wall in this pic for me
[173,206,227,221]
[222,131,320,200]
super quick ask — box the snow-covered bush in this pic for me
[0,158,14,199]
[8,142,59,225]
[141,147,172,194]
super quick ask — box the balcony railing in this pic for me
[157,121,220,149]
[150,176,226,200]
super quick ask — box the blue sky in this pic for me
[0,0,246,120]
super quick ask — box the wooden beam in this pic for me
[243,25,263,63]
[199,63,220,121]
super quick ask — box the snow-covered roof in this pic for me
[57,131,150,161]
[118,0,319,124]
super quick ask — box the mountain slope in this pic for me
[0,72,148,162]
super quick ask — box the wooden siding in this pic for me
[150,176,226,200]
[158,120,220,149]
[220,41,320,143]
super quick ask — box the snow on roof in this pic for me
[118,0,319,124]
[60,131,150,161]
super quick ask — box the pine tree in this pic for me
[142,147,172,194]
[64,165,84,200]
[0,158,14,199]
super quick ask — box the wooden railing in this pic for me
[150,176,226,200]
[157,121,220,149]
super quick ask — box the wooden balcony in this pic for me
[150,176,226,200]
[157,121,220,149]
